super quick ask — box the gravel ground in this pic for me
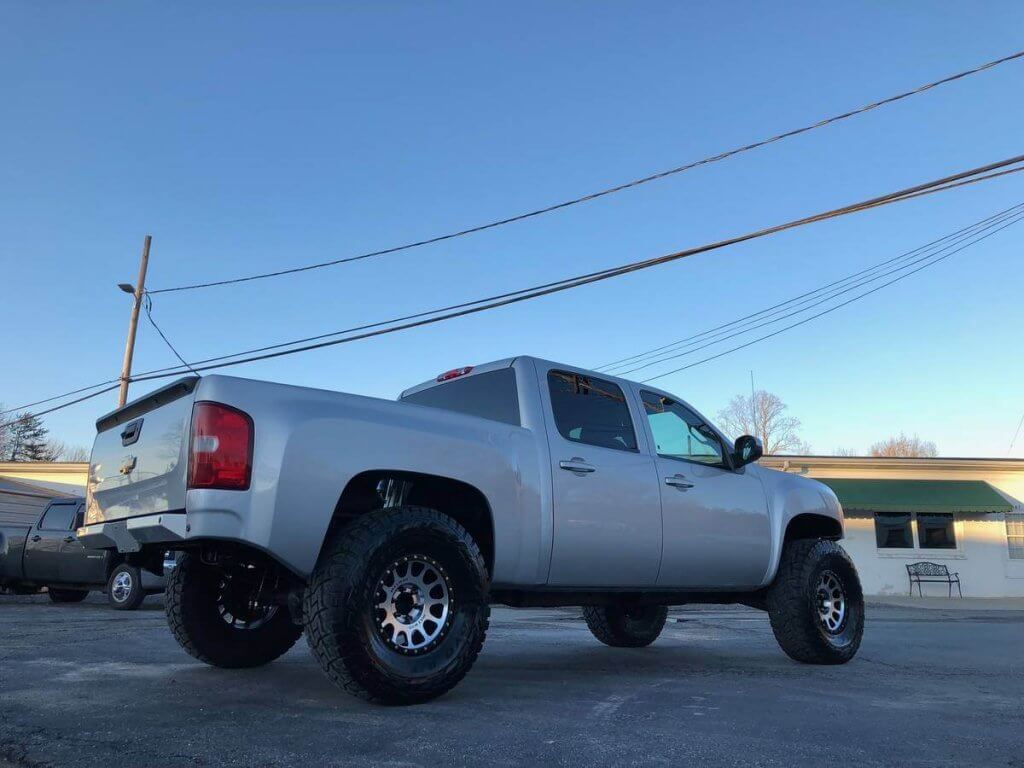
[1,592,1022,767]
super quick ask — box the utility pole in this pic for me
[117,235,152,407]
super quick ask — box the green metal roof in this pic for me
[816,478,1012,514]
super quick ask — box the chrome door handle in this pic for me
[559,458,596,474]
[31,534,42,542]
[664,474,694,489]
[63,536,75,543]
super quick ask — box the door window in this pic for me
[640,391,726,466]
[547,371,637,451]
[39,504,76,531]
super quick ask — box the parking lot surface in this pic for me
[1,593,1022,767]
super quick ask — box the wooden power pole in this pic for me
[117,235,152,407]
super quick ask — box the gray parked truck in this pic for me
[79,356,864,703]
[1,497,166,609]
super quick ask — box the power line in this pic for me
[596,202,1024,372]
[0,379,119,417]
[639,212,1024,382]
[607,204,1024,376]
[10,154,1023,424]
[0,385,120,431]
[147,49,1024,295]
[1007,415,1024,456]
[124,154,1024,383]
[143,294,198,375]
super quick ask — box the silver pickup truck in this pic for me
[79,356,863,704]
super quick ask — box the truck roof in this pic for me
[398,355,652,400]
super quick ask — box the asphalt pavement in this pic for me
[1,593,1022,767]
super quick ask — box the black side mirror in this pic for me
[733,435,763,467]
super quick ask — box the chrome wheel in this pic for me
[816,570,846,634]
[373,555,453,654]
[111,570,133,603]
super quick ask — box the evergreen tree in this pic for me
[5,412,57,462]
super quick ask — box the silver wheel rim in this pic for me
[111,571,133,603]
[816,570,846,634]
[374,555,452,654]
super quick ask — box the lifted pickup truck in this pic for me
[80,356,863,703]
[1,497,166,609]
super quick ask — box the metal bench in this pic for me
[906,561,962,598]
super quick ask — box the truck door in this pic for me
[538,366,662,587]
[58,503,108,585]
[637,388,772,588]
[23,501,78,583]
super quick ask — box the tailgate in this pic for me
[85,377,199,525]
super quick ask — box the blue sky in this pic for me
[2,2,1023,456]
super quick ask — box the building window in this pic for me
[874,512,913,548]
[1007,513,1024,560]
[917,513,956,549]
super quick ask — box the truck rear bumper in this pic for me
[77,513,187,553]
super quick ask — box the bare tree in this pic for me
[831,447,860,457]
[869,433,937,458]
[716,390,811,455]
[45,440,90,462]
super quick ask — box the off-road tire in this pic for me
[767,538,864,664]
[582,604,668,647]
[107,563,146,611]
[304,506,490,705]
[47,588,88,603]
[165,553,303,669]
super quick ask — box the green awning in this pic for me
[816,478,1012,514]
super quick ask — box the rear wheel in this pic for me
[165,553,302,668]
[583,604,668,647]
[767,539,864,664]
[47,587,88,603]
[304,506,490,705]
[107,564,146,611]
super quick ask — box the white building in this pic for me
[761,455,1024,597]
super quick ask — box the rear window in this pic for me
[402,368,520,426]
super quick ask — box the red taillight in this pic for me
[436,366,474,382]
[188,402,253,491]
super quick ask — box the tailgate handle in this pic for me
[121,419,143,446]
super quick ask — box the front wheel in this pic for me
[107,564,146,611]
[304,506,490,705]
[767,539,864,664]
[165,553,303,669]
[583,604,668,647]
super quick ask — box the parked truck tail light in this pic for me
[188,402,253,490]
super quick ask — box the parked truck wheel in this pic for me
[582,604,668,647]
[165,553,303,669]
[107,563,146,611]
[47,587,89,603]
[304,506,490,705]
[767,539,864,664]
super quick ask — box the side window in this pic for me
[547,371,637,452]
[640,391,726,466]
[39,504,76,531]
